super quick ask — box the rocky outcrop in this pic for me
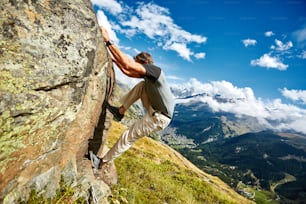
[0,0,114,203]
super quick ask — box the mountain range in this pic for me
[114,80,306,203]
[170,85,306,136]
[160,87,306,203]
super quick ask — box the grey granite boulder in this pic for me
[0,0,115,202]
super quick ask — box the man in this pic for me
[89,27,175,169]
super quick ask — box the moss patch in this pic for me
[22,176,86,204]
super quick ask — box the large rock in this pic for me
[0,0,114,202]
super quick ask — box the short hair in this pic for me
[134,52,154,64]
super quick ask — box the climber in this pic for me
[89,26,175,169]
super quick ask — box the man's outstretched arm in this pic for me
[101,27,146,78]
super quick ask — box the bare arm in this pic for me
[112,58,144,78]
[101,27,146,78]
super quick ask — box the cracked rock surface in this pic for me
[0,0,114,203]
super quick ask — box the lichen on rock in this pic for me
[0,0,114,203]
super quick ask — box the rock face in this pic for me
[0,0,114,202]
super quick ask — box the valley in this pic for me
[115,83,306,203]
[270,173,296,194]
[162,102,306,203]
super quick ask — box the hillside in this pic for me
[162,101,306,203]
[188,131,306,203]
[104,121,254,204]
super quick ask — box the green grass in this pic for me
[23,176,85,204]
[253,190,279,204]
[107,122,254,204]
[114,151,217,203]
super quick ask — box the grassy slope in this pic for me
[106,121,254,204]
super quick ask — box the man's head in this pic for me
[134,52,154,65]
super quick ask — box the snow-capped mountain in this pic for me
[170,82,306,136]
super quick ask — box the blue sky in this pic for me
[91,0,306,134]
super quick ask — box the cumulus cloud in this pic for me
[251,35,296,70]
[281,88,306,104]
[91,1,207,61]
[172,78,306,134]
[172,78,257,103]
[164,42,194,61]
[91,0,122,15]
[265,31,275,37]
[250,54,288,70]
[242,38,257,47]
[271,39,293,51]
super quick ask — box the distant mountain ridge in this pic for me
[173,89,246,104]
[161,87,306,203]
[169,101,266,144]
[171,86,306,136]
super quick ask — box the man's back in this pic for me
[143,64,175,118]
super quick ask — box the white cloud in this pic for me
[91,0,122,15]
[298,50,306,59]
[293,26,306,43]
[251,39,293,70]
[242,38,257,47]
[92,1,207,61]
[96,11,119,44]
[172,78,306,134]
[265,31,275,37]
[250,54,288,70]
[194,52,206,59]
[164,42,193,61]
[172,78,257,106]
[281,88,306,104]
[167,75,184,81]
[271,39,293,51]
[255,30,302,70]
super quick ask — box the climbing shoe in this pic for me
[89,151,102,170]
[106,102,124,121]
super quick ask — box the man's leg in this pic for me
[102,112,171,163]
[109,81,153,120]
[107,81,144,120]
[120,81,150,111]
